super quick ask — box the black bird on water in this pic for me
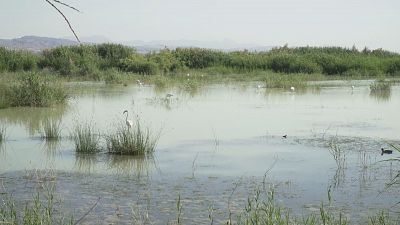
[381,148,393,155]
[282,135,287,139]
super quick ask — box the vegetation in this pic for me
[1,72,66,108]
[0,187,73,225]
[370,79,392,92]
[106,120,159,156]
[41,119,61,140]
[72,122,100,154]
[2,45,400,78]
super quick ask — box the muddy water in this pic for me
[0,80,399,224]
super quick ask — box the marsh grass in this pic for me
[106,120,159,156]
[72,122,100,154]
[41,119,61,140]
[6,73,67,108]
[264,73,322,89]
[0,185,73,225]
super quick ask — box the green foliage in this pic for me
[72,122,100,154]
[41,119,61,140]
[2,45,400,78]
[118,54,157,75]
[5,73,66,107]
[106,120,159,156]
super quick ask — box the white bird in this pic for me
[187,73,190,77]
[123,110,133,128]
[290,86,295,91]
[166,93,174,98]
[351,85,355,90]
[256,84,262,89]
[136,80,143,86]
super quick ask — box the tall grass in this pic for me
[72,122,100,154]
[41,119,61,140]
[3,45,400,77]
[106,120,159,156]
[0,186,73,225]
[370,79,392,92]
[5,73,67,107]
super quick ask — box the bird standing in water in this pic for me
[123,110,133,128]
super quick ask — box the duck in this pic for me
[282,135,287,139]
[381,148,393,155]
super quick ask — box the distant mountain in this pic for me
[0,36,274,53]
[0,36,78,52]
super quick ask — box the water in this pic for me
[0,80,399,224]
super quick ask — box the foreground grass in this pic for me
[106,120,159,156]
[41,119,61,140]
[72,122,100,154]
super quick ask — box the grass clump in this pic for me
[72,122,100,154]
[106,120,159,156]
[41,119,61,140]
[370,79,392,92]
[5,73,67,107]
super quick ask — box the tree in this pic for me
[44,0,81,43]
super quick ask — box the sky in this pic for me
[1,0,400,51]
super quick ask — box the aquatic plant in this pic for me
[72,122,100,154]
[41,119,61,140]
[5,72,67,107]
[0,185,73,225]
[370,79,392,92]
[106,119,159,156]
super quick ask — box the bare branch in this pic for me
[52,0,82,13]
[44,0,81,43]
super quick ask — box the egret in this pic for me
[381,148,393,155]
[256,84,262,89]
[290,86,295,91]
[137,80,143,86]
[123,110,133,128]
[187,73,190,77]
[351,85,355,90]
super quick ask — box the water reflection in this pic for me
[42,139,62,158]
[370,89,391,102]
[106,154,157,177]
[0,104,68,136]
[74,154,99,173]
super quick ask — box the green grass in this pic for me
[370,79,392,92]
[106,120,159,156]
[72,122,100,154]
[0,186,73,225]
[41,119,61,140]
[3,72,67,108]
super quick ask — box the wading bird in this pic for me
[137,80,143,86]
[290,87,295,91]
[381,148,393,155]
[123,110,133,128]
[166,93,174,98]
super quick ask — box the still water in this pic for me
[0,80,399,224]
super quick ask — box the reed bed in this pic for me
[41,119,61,140]
[72,122,100,154]
[106,119,159,156]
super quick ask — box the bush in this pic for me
[118,55,158,75]
[5,73,67,107]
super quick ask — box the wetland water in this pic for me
[0,80,399,224]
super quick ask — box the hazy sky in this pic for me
[1,0,400,51]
